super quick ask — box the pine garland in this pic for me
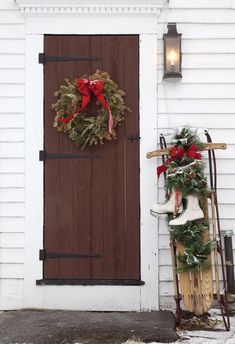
[163,128,214,272]
[166,161,208,197]
[165,127,208,197]
[171,221,214,272]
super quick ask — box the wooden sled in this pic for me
[174,197,213,317]
[147,131,230,330]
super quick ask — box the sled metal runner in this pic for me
[147,131,230,331]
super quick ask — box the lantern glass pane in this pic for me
[165,37,180,74]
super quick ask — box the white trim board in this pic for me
[23,10,160,311]
[16,0,167,15]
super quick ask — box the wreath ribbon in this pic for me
[157,144,202,177]
[58,79,113,134]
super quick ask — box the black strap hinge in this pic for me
[39,249,102,260]
[39,150,101,161]
[38,53,100,64]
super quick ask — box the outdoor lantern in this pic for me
[163,23,182,79]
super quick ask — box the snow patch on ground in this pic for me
[123,309,235,344]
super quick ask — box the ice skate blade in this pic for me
[150,209,168,219]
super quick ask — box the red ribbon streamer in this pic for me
[157,144,202,177]
[58,79,113,134]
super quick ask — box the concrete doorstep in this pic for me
[0,310,179,344]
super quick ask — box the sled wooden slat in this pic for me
[175,196,213,315]
[201,196,213,312]
[176,241,194,312]
[193,272,204,316]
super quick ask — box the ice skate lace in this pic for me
[173,210,186,219]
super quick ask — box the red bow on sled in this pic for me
[157,144,202,177]
[58,79,113,134]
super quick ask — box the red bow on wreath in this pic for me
[58,79,113,134]
[157,144,202,177]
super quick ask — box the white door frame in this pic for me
[20,0,164,311]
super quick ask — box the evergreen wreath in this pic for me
[52,70,130,149]
[161,128,214,272]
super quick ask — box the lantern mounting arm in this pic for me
[146,143,227,159]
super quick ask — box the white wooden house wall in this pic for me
[0,0,25,309]
[0,0,235,309]
[158,0,235,307]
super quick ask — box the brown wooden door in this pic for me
[43,35,140,282]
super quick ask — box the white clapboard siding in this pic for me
[159,102,235,114]
[0,159,25,173]
[0,128,25,142]
[169,0,232,9]
[0,99,24,113]
[1,0,31,311]
[0,69,25,84]
[0,217,24,233]
[158,113,235,131]
[0,248,24,263]
[0,40,25,54]
[160,9,235,24]
[0,114,25,128]
[0,84,24,97]
[158,84,235,99]
[0,233,24,248]
[0,54,24,69]
[159,281,174,296]
[0,202,24,217]
[0,279,23,310]
[0,11,25,24]
[0,263,24,278]
[182,39,235,54]
[0,188,24,202]
[203,130,235,144]
[159,249,172,266]
[0,25,25,39]
[0,173,24,188]
[0,142,24,158]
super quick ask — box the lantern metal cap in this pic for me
[164,23,182,37]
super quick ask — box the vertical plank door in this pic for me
[43,35,140,282]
